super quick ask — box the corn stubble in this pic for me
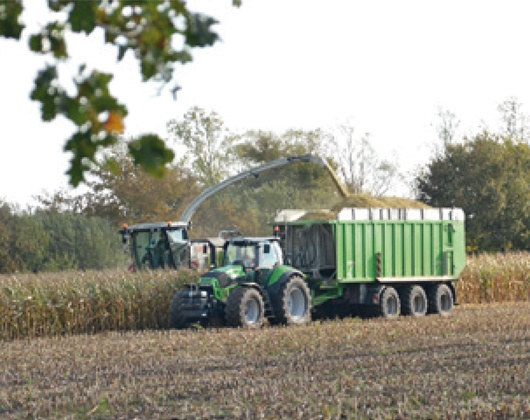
[0,303,529,419]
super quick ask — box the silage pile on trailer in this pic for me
[299,194,430,220]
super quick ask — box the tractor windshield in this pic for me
[223,240,282,269]
[131,228,188,270]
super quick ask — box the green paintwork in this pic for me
[264,265,297,287]
[198,264,246,300]
[331,220,466,282]
[310,283,343,307]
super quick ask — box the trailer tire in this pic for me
[401,285,427,317]
[273,275,311,325]
[225,287,265,329]
[427,283,454,316]
[170,291,190,329]
[378,286,401,319]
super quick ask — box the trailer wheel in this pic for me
[401,285,427,317]
[225,287,265,328]
[170,291,190,329]
[427,283,454,316]
[378,286,401,319]
[274,276,311,325]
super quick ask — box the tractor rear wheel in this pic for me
[170,291,190,329]
[401,285,427,317]
[225,287,265,328]
[274,276,311,325]
[427,283,454,316]
[378,286,401,319]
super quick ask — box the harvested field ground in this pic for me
[1,302,529,419]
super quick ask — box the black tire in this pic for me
[170,291,190,329]
[378,286,401,319]
[401,285,427,317]
[427,283,454,316]
[273,276,312,325]
[225,287,265,328]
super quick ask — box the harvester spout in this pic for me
[179,154,349,224]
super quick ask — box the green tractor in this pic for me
[170,235,311,328]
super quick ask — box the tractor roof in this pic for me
[226,236,279,245]
[120,221,187,233]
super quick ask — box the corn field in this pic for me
[457,252,530,304]
[0,269,197,340]
[0,252,529,340]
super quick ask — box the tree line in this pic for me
[0,204,127,273]
[2,100,530,273]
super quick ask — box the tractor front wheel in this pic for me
[170,291,190,329]
[225,287,265,329]
[274,276,311,325]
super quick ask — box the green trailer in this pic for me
[275,207,466,318]
[169,207,466,329]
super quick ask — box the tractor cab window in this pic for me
[140,231,167,269]
[258,241,283,269]
[132,231,156,270]
[131,228,189,270]
[166,228,189,269]
[167,228,187,243]
[224,242,257,267]
[224,240,282,269]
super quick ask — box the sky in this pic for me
[1,0,530,208]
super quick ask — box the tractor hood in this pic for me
[199,264,246,288]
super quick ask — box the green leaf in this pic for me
[128,135,175,178]
[29,34,44,53]
[30,65,61,121]
[185,14,219,47]
[64,131,95,187]
[0,0,24,39]
[69,0,96,34]
[117,45,128,61]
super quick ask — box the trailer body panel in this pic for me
[277,207,466,284]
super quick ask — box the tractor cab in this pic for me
[222,237,283,271]
[196,237,284,291]
[119,222,189,270]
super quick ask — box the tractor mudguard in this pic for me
[265,267,306,297]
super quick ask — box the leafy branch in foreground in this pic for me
[0,0,240,186]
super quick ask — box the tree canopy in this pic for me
[0,0,239,186]
[416,132,530,252]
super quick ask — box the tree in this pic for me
[0,0,239,187]
[9,213,50,272]
[330,120,399,196]
[433,107,460,157]
[219,129,345,235]
[416,131,530,251]
[0,201,17,273]
[167,106,237,186]
[497,97,529,143]
[36,143,200,226]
